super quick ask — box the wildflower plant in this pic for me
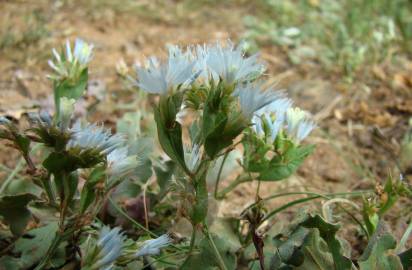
[0,39,411,270]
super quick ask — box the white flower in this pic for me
[48,38,93,81]
[286,107,307,134]
[135,234,172,257]
[286,107,315,143]
[205,41,265,84]
[296,120,316,142]
[72,38,94,65]
[106,147,139,183]
[252,98,292,141]
[67,123,125,155]
[136,46,196,95]
[234,82,284,119]
[92,226,125,270]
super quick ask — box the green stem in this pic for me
[203,224,228,270]
[109,197,185,252]
[181,226,198,267]
[397,220,412,253]
[262,195,320,222]
[143,250,187,269]
[189,226,197,254]
[41,174,56,204]
[216,174,252,199]
[34,232,63,270]
[214,151,230,199]
[0,158,24,194]
[246,190,371,212]
[108,196,156,237]
[59,173,70,231]
[260,190,372,224]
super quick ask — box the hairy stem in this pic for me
[214,151,230,199]
[216,174,252,199]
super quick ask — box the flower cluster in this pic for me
[67,123,125,155]
[253,103,316,144]
[135,41,264,94]
[135,46,196,95]
[48,38,94,82]
[136,41,314,144]
[106,147,140,185]
[134,234,172,257]
[83,226,125,270]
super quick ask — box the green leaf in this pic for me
[210,218,242,253]
[15,134,30,155]
[295,230,335,270]
[79,166,105,213]
[300,214,352,270]
[154,107,187,172]
[4,178,42,197]
[0,222,60,269]
[259,144,315,181]
[398,248,412,269]
[42,152,77,174]
[181,234,237,270]
[359,234,403,270]
[271,226,310,269]
[54,68,88,115]
[190,175,208,225]
[0,193,37,235]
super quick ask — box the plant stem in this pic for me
[216,174,252,199]
[0,158,24,194]
[181,225,198,267]
[108,196,156,237]
[255,175,261,200]
[189,226,197,254]
[203,224,228,270]
[34,232,63,270]
[109,196,185,252]
[41,173,56,205]
[262,195,320,222]
[214,151,229,199]
[397,220,412,253]
[245,190,372,212]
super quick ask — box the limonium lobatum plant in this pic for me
[0,39,173,270]
[134,41,316,269]
[1,38,411,270]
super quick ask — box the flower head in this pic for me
[106,147,139,184]
[86,226,125,270]
[136,46,196,95]
[252,98,292,141]
[135,234,172,257]
[67,123,125,155]
[286,107,316,143]
[48,38,93,81]
[234,82,284,119]
[205,42,265,84]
